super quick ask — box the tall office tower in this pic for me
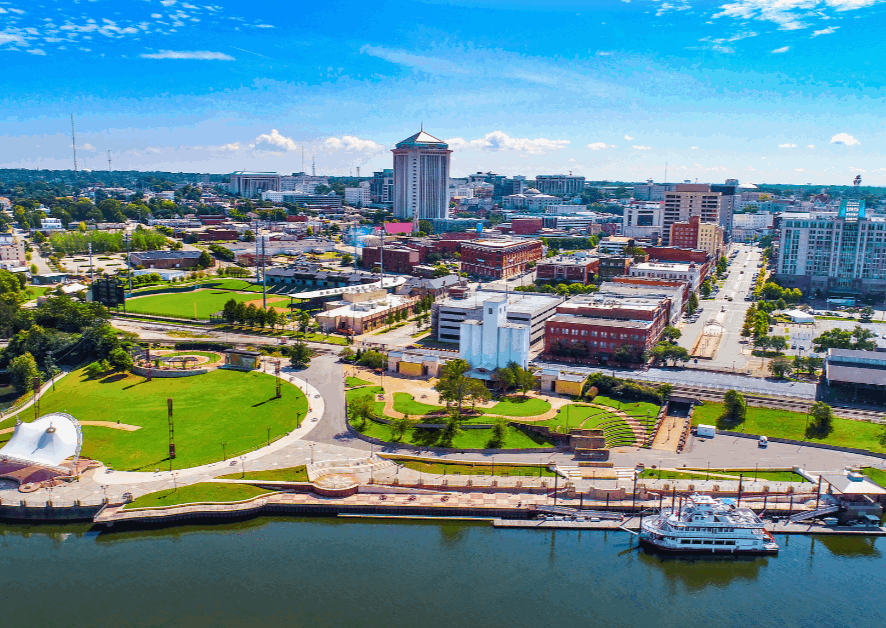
[392,129,451,221]
[661,184,722,246]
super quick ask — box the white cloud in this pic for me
[254,24,274,28]
[849,167,866,172]
[690,146,699,149]
[807,144,815,148]
[778,143,798,148]
[151,13,163,18]
[0,33,25,45]
[445,131,569,155]
[714,0,881,31]
[253,129,297,152]
[160,0,177,5]
[79,143,96,151]
[811,26,839,36]
[26,48,46,55]
[831,132,860,146]
[360,44,470,75]
[596,50,614,56]
[321,135,386,153]
[771,46,790,53]
[794,168,805,172]
[587,142,616,150]
[632,145,652,150]
[624,134,634,140]
[140,50,235,60]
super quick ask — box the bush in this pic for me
[85,361,104,379]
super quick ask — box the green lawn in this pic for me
[862,467,886,487]
[692,402,886,453]
[399,460,556,477]
[124,483,273,509]
[127,290,289,319]
[218,465,308,482]
[200,278,264,292]
[348,385,387,416]
[484,397,551,417]
[592,395,660,419]
[6,367,308,471]
[346,376,374,387]
[393,392,444,416]
[350,416,554,449]
[25,285,53,298]
[640,468,807,482]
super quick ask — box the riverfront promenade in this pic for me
[1,353,885,518]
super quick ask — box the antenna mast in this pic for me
[70,114,78,175]
[108,150,112,173]
[312,155,316,177]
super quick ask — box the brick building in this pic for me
[512,217,543,235]
[459,239,544,279]
[361,245,420,274]
[597,255,633,280]
[536,254,599,284]
[129,250,205,270]
[195,228,239,242]
[542,288,674,364]
[668,215,724,257]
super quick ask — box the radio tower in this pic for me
[70,114,78,174]
[356,166,360,178]
[107,150,112,172]
[312,155,316,177]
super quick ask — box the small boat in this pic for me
[639,494,779,555]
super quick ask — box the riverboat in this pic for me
[639,494,779,555]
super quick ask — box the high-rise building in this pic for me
[370,169,394,205]
[775,201,886,296]
[661,184,722,246]
[534,174,586,196]
[392,129,451,221]
[229,172,281,197]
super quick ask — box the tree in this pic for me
[658,383,673,404]
[768,335,787,353]
[489,417,509,448]
[222,298,239,324]
[358,350,386,370]
[289,341,312,369]
[435,358,474,413]
[8,352,38,393]
[687,292,698,314]
[860,306,875,322]
[466,378,491,410]
[808,401,833,437]
[614,344,642,364]
[389,415,410,441]
[197,250,213,269]
[767,355,793,379]
[297,310,311,336]
[341,253,353,266]
[108,347,133,372]
[419,219,433,235]
[349,395,374,429]
[700,280,712,298]
[661,326,682,343]
[491,365,516,394]
[85,361,104,379]
[722,389,747,424]
[339,347,355,362]
[813,325,876,352]
[514,365,536,397]
[265,307,279,330]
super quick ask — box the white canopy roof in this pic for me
[0,413,82,470]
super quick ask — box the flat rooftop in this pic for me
[437,291,562,316]
[548,314,653,329]
[632,261,695,271]
[459,239,541,249]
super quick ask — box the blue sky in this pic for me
[2,0,885,185]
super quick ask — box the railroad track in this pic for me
[669,386,885,423]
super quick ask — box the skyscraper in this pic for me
[392,129,451,222]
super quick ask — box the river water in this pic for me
[0,518,881,628]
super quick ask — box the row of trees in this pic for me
[48,227,168,256]
[221,299,285,329]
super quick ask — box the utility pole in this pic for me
[167,398,176,460]
[123,233,133,294]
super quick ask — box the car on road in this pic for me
[791,344,796,349]
[800,345,806,351]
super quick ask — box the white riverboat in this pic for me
[639,494,779,555]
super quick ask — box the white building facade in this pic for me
[459,297,530,373]
[392,130,451,221]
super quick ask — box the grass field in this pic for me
[219,465,308,482]
[350,415,554,449]
[592,395,660,419]
[390,393,551,418]
[692,402,886,453]
[639,468,807,482]
[127,289,290,319]
[5,367,308,471]
[124,483,273,509]
[346,376,374,387]
[393,393,444,416]
[200,278,264,292]
[399,460,556,477]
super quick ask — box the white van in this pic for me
[696,424,716,438]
